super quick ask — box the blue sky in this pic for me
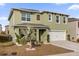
[0,3,79,30]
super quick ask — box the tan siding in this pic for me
[9,10,21,42]
[76,21,79,40]
[68,21,76,41]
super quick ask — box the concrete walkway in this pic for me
[51,40,79,52]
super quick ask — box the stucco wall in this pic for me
[76,21,79,40]
[68,21,76,41]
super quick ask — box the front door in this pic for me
[39,29,46,42]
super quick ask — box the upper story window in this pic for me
[78,22,79,28]
[37,15,40,20]
[22,13,26,21]
[63,17,67,24]
[48,14,52,22]
[27,13,31,21]
[21,12,31,21]
[56,16,60,24]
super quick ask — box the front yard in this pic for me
[0,43,73,56]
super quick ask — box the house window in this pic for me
[37,15,40,20]
[56,16,60,24]
[21,12,31,21]
[78,22,79,28]
[48,14,52,22]
[27,13,31,21]
[63,17,67,24]
[22,13,26,21]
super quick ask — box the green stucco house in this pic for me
[8,8,69,43]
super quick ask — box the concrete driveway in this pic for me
[51,40,79,56]
[51,40,79,52]
[54,52,79,56]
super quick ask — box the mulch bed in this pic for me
[0,44,73,56]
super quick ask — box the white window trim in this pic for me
[63,17,67,24]
[56,16,60,24]
[21,13,31,22]
[48,14,52,22]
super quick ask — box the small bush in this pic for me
[11,52,17,55]
[47,34,50,42]
[0,35,12,43]
[77,38,79,42]
[1,53,8,56]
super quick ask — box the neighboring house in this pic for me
[0,24,2,34]
[8,8,69,42]
[5,25,9,34]
[68,18,79,42]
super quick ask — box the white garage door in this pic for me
[49,30,66,41]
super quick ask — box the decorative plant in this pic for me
[15,28,39,47]
[24,29,36,48]
[15,33,21,44]
[77,38,79,42]
[20,36,27,45]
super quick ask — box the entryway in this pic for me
[39,29,46,42]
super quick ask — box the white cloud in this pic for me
[75,16,79,18]
[69,15,79,18]
[0,3,5,6]
[55,3,67,5]
[68,4,79,10]
[0,16,8,20]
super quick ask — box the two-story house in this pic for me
[68,18,79,42]
[8,8,69,43]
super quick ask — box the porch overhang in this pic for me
[13,23,50,30]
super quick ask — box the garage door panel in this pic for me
[49,31,66,41]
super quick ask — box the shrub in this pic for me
[1,53,8,56]
[20,37,27,45]
[77,38,79,42]
[15,33,27,45]
[11,52,17,55]
[15,33,22,44]
[0,35,12,43]
[47,34,50,42]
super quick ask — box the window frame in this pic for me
[21,13,27,21]
[37,14,40,20]
[63,16,67,24]
[21,12,31,21]
[56,16,60,24]
[48,14,52,22]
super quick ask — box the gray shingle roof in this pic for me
[68,18,79,22]
[12,8,40,13]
